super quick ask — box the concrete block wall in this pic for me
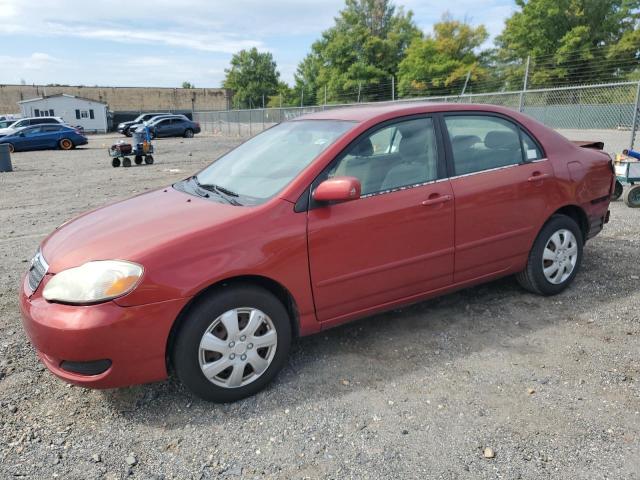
[0,84,232,114]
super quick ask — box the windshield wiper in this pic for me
[192,177,242,205]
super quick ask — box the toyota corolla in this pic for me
[19,103,614,402]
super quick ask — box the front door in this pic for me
[442,114,554,282]
[307,116,455,323]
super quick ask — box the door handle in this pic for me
[528,172,550,182]
[421,194,452,206]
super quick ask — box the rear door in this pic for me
[307,116,455,323]
[441,113,553,282]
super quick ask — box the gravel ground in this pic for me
[0,133,639,480]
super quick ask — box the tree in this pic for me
[397,15,489,96]
[181,81,195,89]
[296,0,420,103]
[496,0,640,88]
[223,48,280,109]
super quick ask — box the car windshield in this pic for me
[193,120,354,205]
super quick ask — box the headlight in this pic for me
[118,123,124,128]
[43,260,143,304]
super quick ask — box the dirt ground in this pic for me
[0,133,638,480]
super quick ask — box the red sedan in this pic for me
[19,103,614,402]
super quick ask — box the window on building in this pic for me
[75,109,80,119]
[34,109,40,117]
[49,109,55,116]
[89,109,94,119]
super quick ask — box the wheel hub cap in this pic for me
[198,307,277,389]
[542,228,578,285]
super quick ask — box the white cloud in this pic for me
[0,0,515,87]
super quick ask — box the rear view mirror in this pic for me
[313,177,361,203]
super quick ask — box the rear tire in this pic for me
[134,155,143,165]
[112,158,121,168]
[144,155,154,165]
[184,128,194,138]
[172,285,292,402]
[6,143,14,153]
[623,184,640,208]
[516,215,583,296]
[59,138,74,150]
[122,157,132,168]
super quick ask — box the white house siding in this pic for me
[19,95,108,133]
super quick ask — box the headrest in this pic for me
[484,130,519,150]
[452,135,481,150]
[351,137,373,157]
[399,134,425,157]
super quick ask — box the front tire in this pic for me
[516,215,583,296]
[172,285,291,402]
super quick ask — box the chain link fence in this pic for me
[194,81,640,154]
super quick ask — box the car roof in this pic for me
[294,102,525,123]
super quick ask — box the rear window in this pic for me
[445,115,524,176]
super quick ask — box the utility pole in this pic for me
[324,85,327,106]
[300,85,304,107]
[262,94,265,109]
[357,82,362,103]
[519,55,530,113]
[391,76,395,102]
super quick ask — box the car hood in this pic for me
[0,127,16,136]
[41,187,248,273]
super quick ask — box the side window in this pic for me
[25,127,42,136]
[521,131,543,160]
[445,115,523,176]
[327,117,438,195]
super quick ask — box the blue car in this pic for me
[0,125,88,153]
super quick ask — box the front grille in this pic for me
[27,250,48,293]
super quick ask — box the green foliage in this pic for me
[496,0,640,88]
[181,81,195,89]
[297,0,420,103]
[223,48,280,108]
[397,15,489,96]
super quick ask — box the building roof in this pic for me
[18,93,107,105]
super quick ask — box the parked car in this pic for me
[0,124,87,152]
[117,113,171,136]
[0,116,66,137]
[0,119,17,129]
[19,103,614,402]
[133,115,200,138]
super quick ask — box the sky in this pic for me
[0,0,515,88]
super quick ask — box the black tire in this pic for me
[184,128,194,138]
[111,158,121,168]
[516,214,583,296]
[612,180,624,200]
[125,130,132,137]
[172,285,292,402]
[59,138,74,150]
[6,143,14,153]
[144,155,154,165]
[623,184,640,208]
[134,155,143,165]
[122,157,132,168]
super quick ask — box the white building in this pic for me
[18,94,109,133]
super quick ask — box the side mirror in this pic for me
[313,176,361,203]
[18,132,25,137]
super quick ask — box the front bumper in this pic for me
[19,275,187,389]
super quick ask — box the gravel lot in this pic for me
[0,133,639,480]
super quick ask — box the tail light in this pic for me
[195,122,200,128]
